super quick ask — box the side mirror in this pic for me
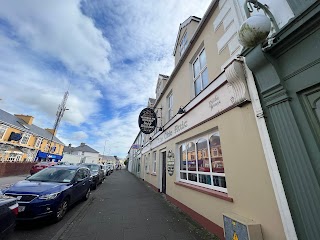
[76,178,83,183]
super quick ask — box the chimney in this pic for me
[14,114,34,125]
[45,128,56,136]
[80,143,85,146]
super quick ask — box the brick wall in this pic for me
[0,162,36,177]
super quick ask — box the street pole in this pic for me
[102,139,107,164]
[46,91,69,162]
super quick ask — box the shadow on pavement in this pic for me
[14,202,79,231]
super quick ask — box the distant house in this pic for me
[63,143,99,164]
[98,155,119,166]
[0,109,64,162]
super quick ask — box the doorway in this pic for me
[161,151,166,194]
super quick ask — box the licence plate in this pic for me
[18,206,25,212]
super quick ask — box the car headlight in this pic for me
[38,192,61,200]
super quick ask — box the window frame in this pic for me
[19,132,31,145]
[148,153,151,173]
[7,153,22,162]
[179,31,188,56]
[152,151,157,173]
[192,48,208,96]
[144,154,149,173]
[34,137,43,148]
[50,144,56,153]
[167,91,173,121]
[178,129,227,193]
[0,124,8,140]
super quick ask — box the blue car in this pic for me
[2,165,91,222]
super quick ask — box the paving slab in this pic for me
[52,170,219,240]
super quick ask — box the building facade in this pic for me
[128,1,295,239]
[0,109,64,162]
[63,143,99,164]
[98,155,119,167]
[240,0,320,239]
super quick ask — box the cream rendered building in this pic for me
[129,1,295,239]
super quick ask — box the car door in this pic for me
[83,169,91,191]
[72,169,86,202]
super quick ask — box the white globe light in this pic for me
[238,14,271,48]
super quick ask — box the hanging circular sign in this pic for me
[138,108,157,134]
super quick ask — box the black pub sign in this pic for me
[138,108,157,134]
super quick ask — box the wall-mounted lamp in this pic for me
[177,107,185,114]
[238,0,279,48]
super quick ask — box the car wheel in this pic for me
[82,187,90,201]
[55,198,69,222]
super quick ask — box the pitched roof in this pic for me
[72,143,99,153]
[0,109,64,145]
[173,16,201,56]
[63,145,74,153]
[99,155,119,161]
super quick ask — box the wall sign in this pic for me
[167,150,175,176]
[138,108,157,134]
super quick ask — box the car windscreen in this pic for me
[28,168,77,183]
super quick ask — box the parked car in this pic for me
[57,161,70,165]
[2,165,91,222]
[0,195,18,240]
[79,163,104,190]
[30,161,57,175]
[106,163,114,173]
[101,165,111,176]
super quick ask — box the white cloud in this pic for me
[72,131,89,140]
[0,0,111,80]
[84,0,211,110]
[0,30,102,127]
[0,0,211,158]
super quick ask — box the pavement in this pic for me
[51,170,219,240]
[0,174,29,191]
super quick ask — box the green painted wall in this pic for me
[242,2,320,239]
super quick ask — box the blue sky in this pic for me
[0,0,211,158]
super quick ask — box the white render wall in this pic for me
[62,153,99,164]
[72,151,99,158]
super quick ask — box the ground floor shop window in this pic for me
[7,153,22,162]
[179,129,227,193]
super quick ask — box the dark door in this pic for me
[162,151,166,194]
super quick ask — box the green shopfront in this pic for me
[242,1,320,239]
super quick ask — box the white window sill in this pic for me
[174,181,233,202]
